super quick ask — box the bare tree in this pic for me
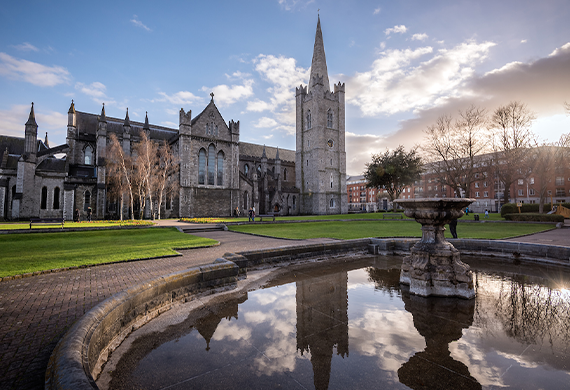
[489,101,536,205]
[106,133,135,220]
[530,134,570,213]
[154,140,179,219]
[422,105,490,197]
[133,132,159,219]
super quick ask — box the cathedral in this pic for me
[0,17,347,220]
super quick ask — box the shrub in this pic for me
[500,202,570,217]
[503,213,564,222]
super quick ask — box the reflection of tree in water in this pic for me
[476,272,570,353]
[367,267,402,295]
[398,289,481,390]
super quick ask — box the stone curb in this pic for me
[368,238,570,265]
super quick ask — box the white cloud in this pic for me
[411,33,428,41]
[11,42,39,52]
[161,121,178,128]
[373,7,381,15]
[278,0,314,11]
[0,53,70,87]
[75,81,116,105]
[202,78,254,106]
[521,39,527,44]
[244,54,309,134]
[156,91,202,106]
[0,104,66,138]
[75,81,106,99]
[346,40,495,116]
[254,117,278,128]
[247,99,272,112]
[385,25,408,35]
[130,15,151,31]
[379,42,386,50]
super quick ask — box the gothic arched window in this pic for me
[330,198,335,208]
[306,110,312,129]
[283,168,287,181]
[327,109,333,128]
[198,149,206,184]
[53,187,60,209]
[41,187,48,209]
[208,145,215,185]
[257,165,261,177]
[244,164,249,177]
[84,145,93,165]
[217,151,224,186]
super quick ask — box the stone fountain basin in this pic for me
[395,198,476,225]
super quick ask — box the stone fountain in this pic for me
[395,198,476,299]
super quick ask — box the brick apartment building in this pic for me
[348,150,570,213]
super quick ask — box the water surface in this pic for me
[107,256,570,389]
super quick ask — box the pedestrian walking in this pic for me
[484,209,489,218]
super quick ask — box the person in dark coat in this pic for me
[449,219,458,239]
[87,207,92,222]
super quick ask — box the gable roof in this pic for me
[239,142,295,162]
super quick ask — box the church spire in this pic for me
[308,15,330,92]
[26,102,37,127]
[124,108,130,127]
[143,111,150,130]
[98,103,107,123]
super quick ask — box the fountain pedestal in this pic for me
[396,198,475,299]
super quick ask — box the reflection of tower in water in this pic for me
[195,293,248,351]
[296,272,349,390]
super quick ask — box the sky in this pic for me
[1,0,569,176]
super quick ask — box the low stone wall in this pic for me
[368,238,570,265]
[45,237,570,389]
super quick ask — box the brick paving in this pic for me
[0,227,335,390]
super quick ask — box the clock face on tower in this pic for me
[327,139,334,148]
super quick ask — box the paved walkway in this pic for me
[0,222,568,390]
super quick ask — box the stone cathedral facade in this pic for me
[0,18,346,220]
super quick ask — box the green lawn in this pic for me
[0,220,154,230]
[182,211,504,224]
[0,228,217,278]
[228,220,554,240]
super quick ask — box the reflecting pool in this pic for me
[103,256,570,389]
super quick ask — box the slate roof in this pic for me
[37,157,66,172]
[75,111,178,143]
[239,142,295,162]
[0,136,48,169]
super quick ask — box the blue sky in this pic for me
[1,0,569,175]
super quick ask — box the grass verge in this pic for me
[228,220,554,240]
[0,228,217,278]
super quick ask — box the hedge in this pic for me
[503,213,564,222]
[500,202,570,217]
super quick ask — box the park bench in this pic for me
[30,217,65,229]
[257,213,276,222]
[382,213,402,219]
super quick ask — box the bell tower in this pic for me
[295,16,347,215]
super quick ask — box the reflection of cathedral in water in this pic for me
[296,272,349,390]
